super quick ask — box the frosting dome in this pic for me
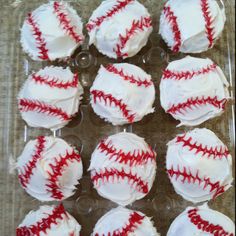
[166,128,233,203]
[90,63,155,125]
[17,136,83,201]
[87,0,153,59]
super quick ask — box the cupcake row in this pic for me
[16,203,235,235]
[21,0,226,61]
[18,56,230,130]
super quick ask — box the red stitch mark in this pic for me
[114,17,152,58]
[46,150,81,200]
[53,1,83,43]
[16,204,67,236]
[18,136,46,188]
[176,134,230,159]
[98,138,156,166]
[201,0,215,48]
[95,211,144,236]
[162,63,217,80]
[91,90,135,123]
[92,168,149,194]
[19,98,71,121]
[188,208,234,236]
[86,0,134,32]
[31,72,79,89]
[27,13,49,60]
[167,165,226,199]
[163,5,181,52]
[105,64,153,87]
[167,96,227,115]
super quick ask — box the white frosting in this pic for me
[87,0,153,59]
[160,56,229,127]
[89,132,157,206]
[92,207,160,236]
[159,0,226,53]
[167,204,235,236]
[17,136,83,201]
[166,128,233,203]
[17,205,81,236]
[18,66,84,131]
[90,63,155,125]
[21,1,84,61]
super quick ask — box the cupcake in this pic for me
[90,63,155,125]
[166,128,233,203]
[21,1,84,61]
[160,56,229,126]
[167,204,235,236]
[16,204,81,236]
[17,136,83,201]
[159,0,226,53]
[92,207,160,236]
[87,0,153,59]
[89,132,157,206]
[18,66,83,130]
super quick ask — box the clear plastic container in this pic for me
[0,0,235,235]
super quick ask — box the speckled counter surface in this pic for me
[0,0,235,235]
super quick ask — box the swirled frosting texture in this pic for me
[89,132,157,206]
[18,66,84,131]
[166,128,233,203]
[92,207,160,236]
[87,0,153,59]
[159,0,226,53]
[16,204,81,236]
[160,56,229,127]
[21,1,84,61]
[90,63,155,125]
[167,204,235,236]
[17,136,83,201]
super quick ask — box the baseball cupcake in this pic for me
[159,0,226,53]
[89,132,157,206]
[160,56,230,127]
[18,66,83,131]
[17,136,83,201]
[90,63,155,125]
[16,204,81,236]
[167,204,235,236]
[166,128,233,203]
[92,207,160,236]
[87,0,153,59]
[21,1,84,61]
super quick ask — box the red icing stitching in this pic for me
[27,13,49,60]
[201,0,215,48]
[91,90,135,123]
[16,204,67,236]
[46,150,81,200]
[162,63,217,80]
[98,138,156,166]
[86,0,134,32]
[95,211,145,236]
[176,134,230,159]
[114,16,152,58]
[188,208,234,236]
[163,5,181,52]
[167,165,226,199]
[18,136,46,188]
[167,96,227,115]
[31,72,79,89]
[105,64,153,87]
[19,98,71,121]
[92,168,149,194]
[53,1,83,43]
